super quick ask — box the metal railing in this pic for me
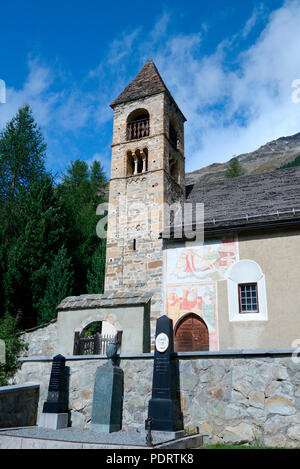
[73,331,123,355]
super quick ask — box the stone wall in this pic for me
[20,320,58,356]
[20,295,151,356]
[105,91,185,343]
[13,352,300,447]
[0,384,39,428]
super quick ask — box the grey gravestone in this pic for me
[147,315,184,432]
[0,339,5,364]
[90,343,124,433]
[38,354,69,429]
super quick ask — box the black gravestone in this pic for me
[147,315,183,431]
[43,354,68,414]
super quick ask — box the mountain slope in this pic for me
[185,132,300,185]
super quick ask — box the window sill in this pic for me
[230,313,268,322]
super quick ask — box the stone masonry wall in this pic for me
[13,353,300,447]
[105,92,185,346]
[20,321,58,357]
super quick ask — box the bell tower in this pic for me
[105,60,186,324]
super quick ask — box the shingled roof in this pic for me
[110,60,167,107]
[111,61,186,121]
[162,166,300,237]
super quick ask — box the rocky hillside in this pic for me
[185,132,300,185]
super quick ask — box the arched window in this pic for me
[126,151,134,176]
[174,313,209,352]
[127,109,150,140]
[127,148,148,175]
[226,259,268,322]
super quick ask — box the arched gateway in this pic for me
[174,313,209,352]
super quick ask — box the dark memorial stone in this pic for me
[43,354,68,414]
[147,315,183,431]
[90,343,124,433]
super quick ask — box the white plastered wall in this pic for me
[226,259,268,322]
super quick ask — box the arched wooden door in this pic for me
[174,313,209,352]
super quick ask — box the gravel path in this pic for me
[0,427,175,446]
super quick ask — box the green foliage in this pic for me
[0,313,24,386]
[0,105,107,372]
[91,160,106,187]
[37,246,74,325]
[81,321,102,338]
[0,104,46,204]
[57,159,107,294]
[225,157,245,178]
[86,240,106,294]
[278,154,300,170]
[3,175,67,328]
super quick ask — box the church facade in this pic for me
[102,60,300,353]
[12,62,300,446]
[22,61,300,356]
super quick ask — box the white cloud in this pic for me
[107,28,141,65]
[150,11,170,42]
[2,2,300,176]
[145,1,300,171]
[0,58,92,132]
[242,3,266,38]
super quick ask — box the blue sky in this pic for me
[1,0,300,178]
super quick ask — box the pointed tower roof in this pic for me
[110,60,186,120]
[110,60,167,107]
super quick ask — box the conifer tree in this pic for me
[37,246,74,325]
[4,175,67,328]
[0,104,46,205]
[86,240,106,294]
[225,157,245,178]
[57,159,107,294]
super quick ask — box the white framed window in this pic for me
[226,260,268,322]
[238,283,259,314]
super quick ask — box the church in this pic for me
[9,61,300,446]
[23,60,300,357]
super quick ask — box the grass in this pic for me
[200,444,295,449]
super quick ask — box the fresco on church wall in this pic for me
[164,235,239,351]
[166,236,238,283]
[167,283,219,350]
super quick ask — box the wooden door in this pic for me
[175,313,209,352]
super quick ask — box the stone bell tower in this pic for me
[105,60,186,324]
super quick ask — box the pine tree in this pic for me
[0,104,46,205]
[57,159,107,294]
[225,157,245,178]
[38,246,74,325]
[278,155,300,170]
[0,312,24,386]
[91,160,106,186]
[4,175,67,328]
[0,234,5,316]
[86,240,106,294]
